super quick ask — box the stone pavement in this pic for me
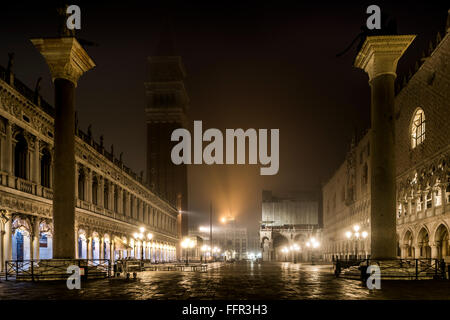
[0,261,449,300]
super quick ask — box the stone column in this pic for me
[100,237,104,259]
[87,170,93,204]
[354,35,415,260]
[32,138,40,184]
[87,237,92,260]
[431,244,438,259]
[31,37,95,259]
[0,230,4,272]
[3,214,12,263]
[414,246,421,259]
[31,217,40,260]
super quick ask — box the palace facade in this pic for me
[0,56,179,271]
[322,13,450,262]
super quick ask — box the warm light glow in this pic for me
[220,217,226,223]
[362,231,368,239]
[139,227,145,233]
[147,233,153,240]
[199,226,209,232]
[306,242,311,247]
[133,232,138,239]
[346,231,352,239]
[355,232,360,239]
[353,225,360,232]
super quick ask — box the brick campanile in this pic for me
[31,37,95,259]
[144,31,189,243]
[354,35,415,260]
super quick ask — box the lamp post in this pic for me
[181,238,195,265]
[345,224,368,260]
[281,246,289,262]
[306,237,320,265]
[291,244,300,263]
[201,245,210,263]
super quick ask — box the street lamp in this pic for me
[291,243,300,263]
[134,230,145,261]
[281,246,289,262]
[181,238,195,265]
[201,245,210,263]
[306,237,320,265]
[345,225,368,260]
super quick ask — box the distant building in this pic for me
[189,223,248,260]
[260,190,321,261]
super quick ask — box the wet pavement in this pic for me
[0,261,449,300]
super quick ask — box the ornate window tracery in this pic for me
[411,108,425,148]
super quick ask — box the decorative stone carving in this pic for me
[30,37,95,86]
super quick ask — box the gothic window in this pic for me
[411,108,425,148]
[92,176,98,205]
[40,148,51,188]
[104,182,109,209]
[78,169,85,201]
[435,187,442,206]
[397,203,402,218]
[417,195,423,212]
[447,184,450,203]
[426,191,432,209]
[14,134,28,179]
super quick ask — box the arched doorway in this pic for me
[11,218,31,261]
[39,221,53,259]
[272,234,289,261]
[403,230,414,258]
[417,227,431,259]
[78,231,87,259]
[435,224,449,260]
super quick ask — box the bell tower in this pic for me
[145,24,189,237]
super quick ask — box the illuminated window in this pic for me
[411,108,425,148]
[435,187,442,206]
[426,192,432,209]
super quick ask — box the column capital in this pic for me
[30,37,95,86]
[354,35,416,81]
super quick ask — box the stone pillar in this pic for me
[110,240,115,264]
[32,138,40,184]
[3,215,12,263]
[414,246,421,259]
[0,230,4,272]
[87,237,92,260]
[354,35,415,260]
[31,218,40,260]
[100,237,104,259]
[31,37,95,259]
[87,170,93,204]
[431,244,438,259]
[74,163,79,200]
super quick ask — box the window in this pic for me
[78,169,85,201]
[417,195,423,212]
[426,192,432,209]
[123,192,127,215]
[446,184,450,204]
[411,108,425,148]
[362,163,368,185]
[435,188,442,206]
[14,134,28,179]
[40,148,51,188]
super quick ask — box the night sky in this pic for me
[0,1,448,236]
